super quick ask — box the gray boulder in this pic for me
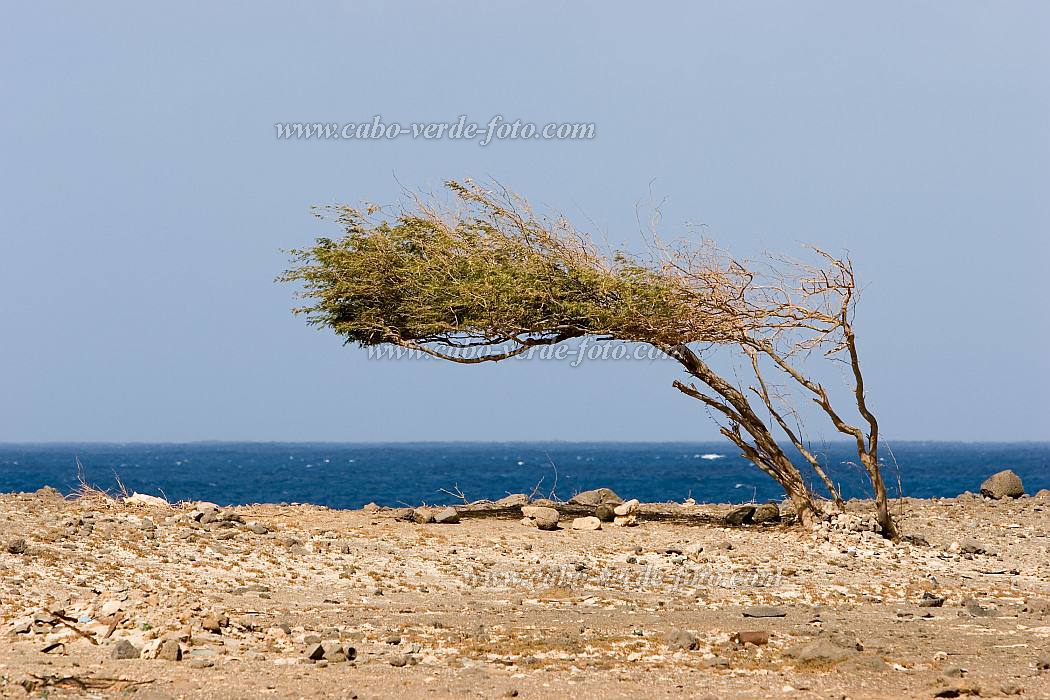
[725,506,755,526]
[980,470,1024,499]
[111,639,141,660]
[751,502,780,523]
[568,488,623,507]
[433,507,460,524]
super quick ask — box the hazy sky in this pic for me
[1,2,1047,443]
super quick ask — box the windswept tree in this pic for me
[281,180,898,537]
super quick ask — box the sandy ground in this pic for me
[1,487,1049,699]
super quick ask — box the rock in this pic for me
[918,592,946,608]
[306,643,326,660]
[751,502,780,523]
[391,507,416,522]
[787,638,857,664]
[189,658,214,669]
[840,654,890,672]
[155,639,182,661]
[742,605,787,618]
[731,630,770,646]
[959,539,987,555]
[521,506,560,530]
[123,492,169,508]
[568,488,623,507]
[362,502,380,513]
[5,539,27,555]
[595,503,617,522]
[963,599,998,618]
[247,523,269,535]
[1035,653,1050,671]
[725,506,756,526]
[411,508,435,524]
[661,629,698,650]
[201,613,228,633]
[111,639,141,660]
[390,654,408,667]
[1000,681,1023,695]
[1035,489,1050,501]
[980,469,1024,499]
[613,514,638,527]
[494,494,529,507]
[324,643,348,663]
[613,499,639,516]
[433,507,460,524]
[571,516,602,531]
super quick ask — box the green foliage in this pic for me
[280,181,712,355]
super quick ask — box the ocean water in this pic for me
[0,442,1046,509]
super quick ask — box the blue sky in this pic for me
[1,2,1047,442]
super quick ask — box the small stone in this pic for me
[520,506,559,530]
[201,613,228,633]
[613,499,639,516]
[732,630,770,646]
[980,469,1025,499]
[595,504,616,522]
[111,639,141,660]
[433,507,460,524]
[742,605,787,618]
[155,639,182,661]
[787,638,857,664]
[493,493,529,507]
[571,516,602,531]
[247,523,269,535]
[959,539,986,555]
[568,488,623,506]
[1036,653,1050,671]
[322,641,346,661]
[613,514,638,527]
[391,508,416,522]
[751,502,780,523]
[390,654,408,667]
[1000,681,1023,695]
[919,592,946,608]
[5,539,27,555]
[189,658,214,669]
[725,506,755,525]
[661,629,698,650]
[411,508,435,524]
[306,643,326,660]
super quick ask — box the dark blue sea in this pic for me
[0,442,1046,509]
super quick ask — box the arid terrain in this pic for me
[2,487,1049,699]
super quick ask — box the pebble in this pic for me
[5,539,27,555]
[433,507,460,524]
[660,629,698,650]
[520,506,560,530]
[111,639,141,660]
[155,639,182,661]
[571,516,602,531]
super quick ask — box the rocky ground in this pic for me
[1,486,1049,699]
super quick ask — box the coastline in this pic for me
[2,488,1049,698]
